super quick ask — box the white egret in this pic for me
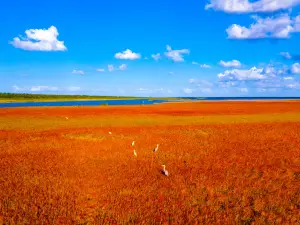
[153,144,159,152]
[109,132,112,135]
[132,141,135,146]
[65,117,69,120]
[133,149,137,157]
[162,165,169,176]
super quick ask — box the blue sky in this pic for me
[1,0,300,97]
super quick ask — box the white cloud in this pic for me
[68,86,81,91]
[96,68,105,72]
[12,85,23,91]
[219,60,241,68]
[189,79,214,87]
[137,87,165,93]
[283,76,294,80]
[30,86,58,92]
[217,63,300,92]
[108,65,115,72]
[201,88,213,93]
[218,67,266,81]
[256,77,300,89]
[183,88,193,94]
[72,70,84,75]
[192,62,212,68]
[200,64,212,68]
[10,26,67,51]
[219,81,239,88]
[119,64,127,70]
[286,83,300,88]
[205,0,300,13]
[115,49,141,60]
[189,79,196,84]
[138,88,150,92]
[227,14,300,39]
[295,15,300,31]
[291,63,300,74]
[151,53,161,61]
[280,52,292,59]
[164,45,190,62]
[257,88,278,92]
[239,88,249,93]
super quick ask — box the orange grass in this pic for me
[1,101,300,224]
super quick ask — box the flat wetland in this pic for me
[1,101,300,224]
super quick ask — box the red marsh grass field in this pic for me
[1,101,300,224]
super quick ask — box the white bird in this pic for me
[162,165,169,176]
[109,132,112,135]
[133,149,137,157]
[132,141,135,146]
[65,117,69,120]
[153,144,159,152]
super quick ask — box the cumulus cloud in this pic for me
[96,68,105,72]
[164,45,190,62]
[205,0,300,13]
[119,64,127,70]
[108,65,115,72]
[218,63,300,92]
[283,76,294,80]
[200,64,212,68]
[291,63,300,74]
[137,88,165,94]
[10,26,67,51]
[30,86,58,92]
[192,62,211,68]
[68,86,81,91]
[115,49,141,60]
[280,52,300,61]
[200,88,213,93]
[189,79,214,87]
[255,77,300,90]
[72,70,84,75]
[183,88,193,94]
[227,14,300,39]
[188,79,214,94]
[218,67,266,81]
[152,53,161,61]
[280,52,292,59]
[12,85,24,92]
[239,88,249,93]
[219,60,242,68]
[138,88,150,92]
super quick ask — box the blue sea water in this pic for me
[0,97,299,108]
[0,99,168,108]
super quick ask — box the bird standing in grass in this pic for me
[133,149,137,157]
[65,117,69,120]
[132,141,135,146]
[109,132,112,135]
[162,165,169,176]
[153,144,159,152]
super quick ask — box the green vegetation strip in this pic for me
[0,93,183,102]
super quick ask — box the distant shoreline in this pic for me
[1,93,300,104]
[1,98,300,104]
[0,98,145,103]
